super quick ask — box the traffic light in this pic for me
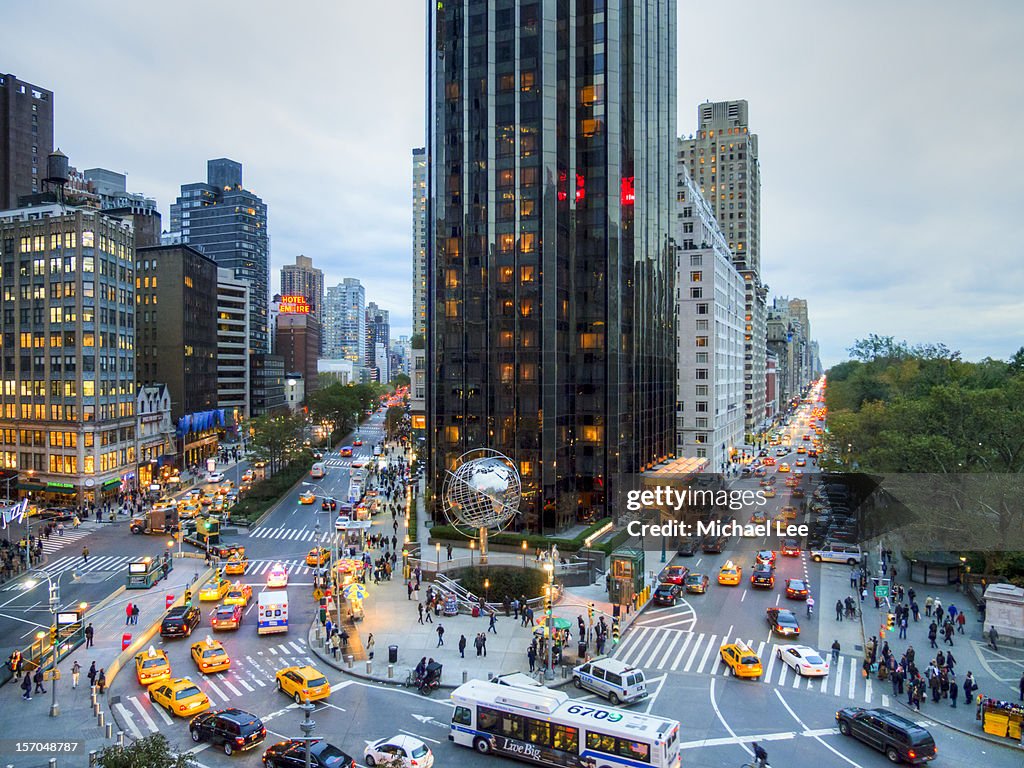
[611,617,620,645]
[588,602,595,622]
[49,626,57,645]
[886,613,895,630]
[544,587,552,616]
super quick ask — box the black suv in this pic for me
[161,605,201,638]
[836,707,936,764]
[262,739,356,768]
[190,709,266,756]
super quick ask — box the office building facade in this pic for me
[1,74,54,210]
[0,204,136,503]
[366,301,390,382]
[275,311,321,397]
[412,147,428,339]
[675,169,745,474]
[426,0,678,532]
[216,269,251,427]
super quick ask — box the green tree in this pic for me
[392,372,411,388]
[385,405,406,438]
[246,411,306,475]
[98,734,195,768]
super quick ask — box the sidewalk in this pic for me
[3,556,211,763]
[857,549,1024,750]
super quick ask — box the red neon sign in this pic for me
[620,176,635,206]
[279,295,311,314]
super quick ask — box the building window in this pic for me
[695,336,708,347]
[689,288,703,299]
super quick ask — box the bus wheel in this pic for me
[474,738,491,755]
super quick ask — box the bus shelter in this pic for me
[126,557,165,589]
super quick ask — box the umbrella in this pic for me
[342,584,366,600]
[536,616,571,630]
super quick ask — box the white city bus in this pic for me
[450,680,680,768]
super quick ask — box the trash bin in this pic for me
[389,645,398,664]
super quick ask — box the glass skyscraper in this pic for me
[426,0,678,533]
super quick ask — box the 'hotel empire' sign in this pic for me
[279,295,311,314]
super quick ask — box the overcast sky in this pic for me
[3,1,1021,365]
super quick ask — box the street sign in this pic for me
[874,585,889,598]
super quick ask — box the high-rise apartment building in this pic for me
[427,0,678,532]
[679,100,761,275]
[0,204,137,504]
[216,269,251,427]
[680,100,766,438]
[322,278,365,365]
[275,310,321,397]
[675,168,745,473]
[366,301,390,382]
[280,254,324,319]
[1,74,54,210]
[412,147,427,339]
[83,169,161,248]
[170,159,270,359]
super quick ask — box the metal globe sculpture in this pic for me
[442,450,521,564]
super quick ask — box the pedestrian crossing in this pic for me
[631,600,697,633]
[613,625,892,707]
[323,459,355,469]
[249,526,329,542]
[1,553,332,589]
[36,525,96,556]
[113,639,319,738]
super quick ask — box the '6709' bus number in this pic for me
[566,705,623,722]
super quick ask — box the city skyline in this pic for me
[2,1,1021,362]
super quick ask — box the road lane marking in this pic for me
[669,632,696,671]
[400,729,441,744]
[696,634,718,674]
[220,677,243,697]
[642,630,672,667]
[707,677,753,760]
[764,646,778,681]
[238,678,255,691]
[864,676,872,702]
[774,689,865,768]
[130,695,159,732]
[114,702,144,738]
[205,678,230,702]
[848,661,857,699]
[655,633,681,670]
[288,641,306,653]
[833,655,844,696]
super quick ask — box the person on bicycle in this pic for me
[806,595,815,617]
[752,741,769,767]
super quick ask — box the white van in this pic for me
[810,543,862,565]
[257,590,289,635]
[310,462,326,479]
[571,657,647,705]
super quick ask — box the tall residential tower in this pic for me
[412,147,428,340]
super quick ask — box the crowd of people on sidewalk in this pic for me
[10,650,105,702]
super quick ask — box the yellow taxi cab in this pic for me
[148,677,211,717]
[763,486,777,498]
[750,509,768,524]
[191,636,231,674]
[719,641,763,678]
[718,561,742,586]
[777,462,790,473]
[224,555,248,576]
[223,582,253,606]
[275,665,332,704]
[796,445,807,454]
[784,476,800,488]
[306,547,330,567]
[134,646,171,685]
[779,505,798,520]
[179,503,200,518]
[795,458,807,467]
[298,491,316,505]
[199,578,231,602]
[242,470,254,482]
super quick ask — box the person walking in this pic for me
[474,633,484,657]
[835,599,844,622]
[933,598,942,618]
[899,615,908,640]
[132,604,140,625]
[831,640,841,665]
[125,602,134,625]
[417,602,424,624]
[82,546,89,564]
[943,621,955,646]
[424,602,433,623]
[436,624,445,647]
[963,671,976,704]
[488,611,498,634]
[33,667,46,694]
[988,625,999,651]
[949,677,958,708]
[21,670,32,701]
[458,634,467,658]
[956,611,967,634]
[366,633,375,660]
[72,660,81,689]
[330,632,341,659]
[96,668,106,694]
[87,661,97,689]
[528,643,537,673]
[924,595,933,617]
[928,622,938,649]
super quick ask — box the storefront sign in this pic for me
[279,295,311,314]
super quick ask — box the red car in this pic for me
[658,565,690,585]
[353,439,363,446]
[785,579,809,600]
[781,539,801,556]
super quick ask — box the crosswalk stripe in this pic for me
[695,634,718,674]
[220,678,243,697]
[115,702,144,738]
[642,631,672,668]
[628,628,659,666]
[254,677,266,687]
[683,633,705,672]
[865,676,872,702]
[130,695,159,732]
[615,627,646,661]
[276,643,291,656]
[238,678,254,692]
[881,694,889,707]
[655,633,682,671]
[669,632,695,671]
[764,647,778,681]
[268,646,278,655]
[288,641,305,654]
[848,661,857,699]
[205,679,230,702]
[834,656,844,696]
[792,666,802,688]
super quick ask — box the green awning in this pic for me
[101,477,122,489]
[46,482,76,492]
[16,482,45,491]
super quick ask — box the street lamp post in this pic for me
[435,541,441,574]
[27,570,63,716]
[299,700,316,768]
[543,557,555,681]
[469,539,476,568]
[522,539,528,568]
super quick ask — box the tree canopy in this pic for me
[826,340,1024,578]
[98,734,195,768]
